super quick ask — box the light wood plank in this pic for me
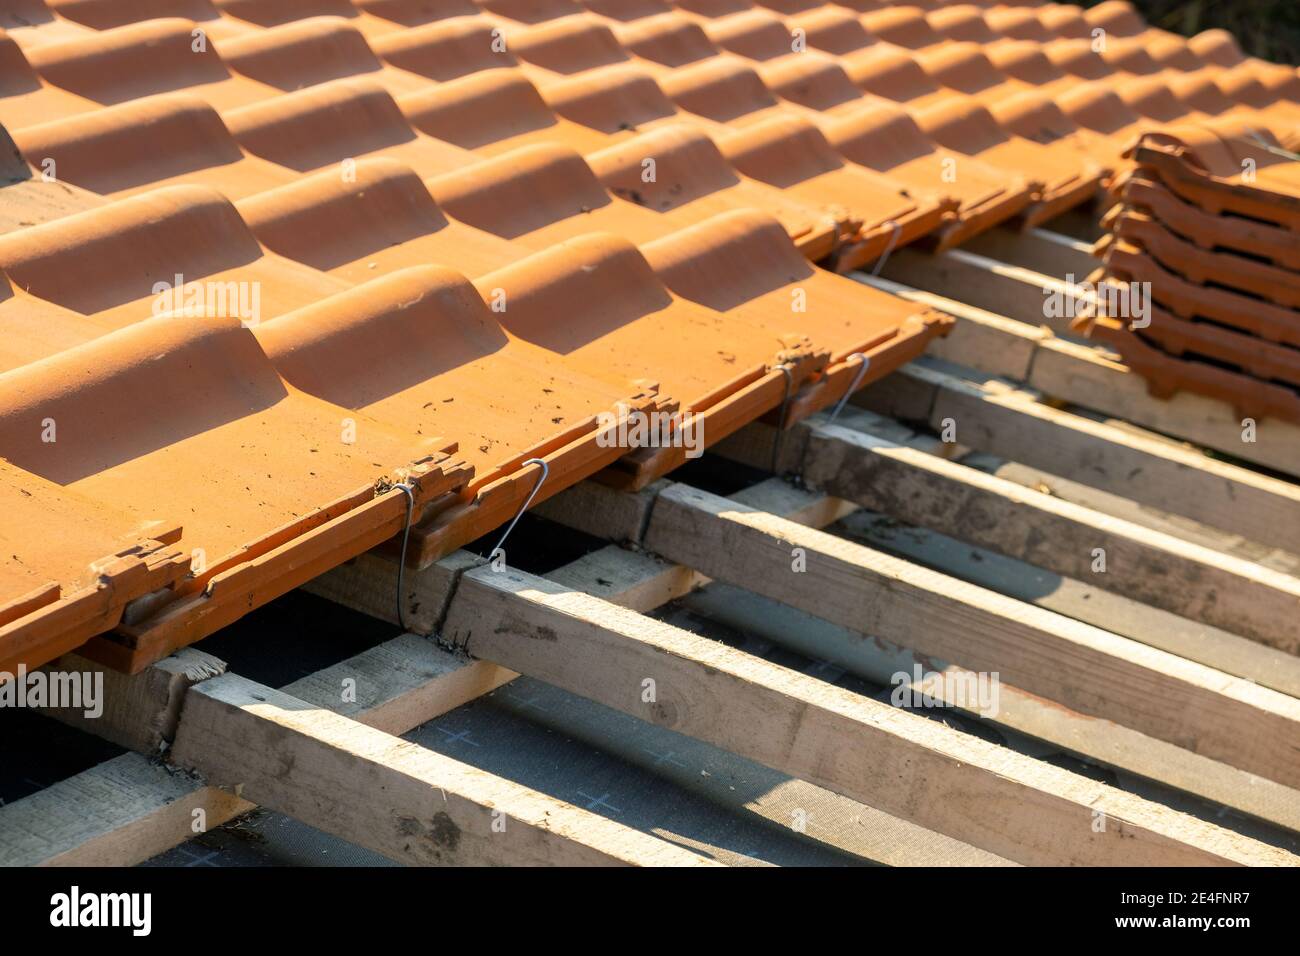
[171,673,716,866]
[879,246,1087,337]
[961,226,1099,280]
[642,483,1300,791]
[0,753,251,867]
[37,648,225,755]
[803,419,1300,653]
[860,361,1300,554]
[684,580,1300,836]
[441,564,1292,865]
[856,273,1300,477]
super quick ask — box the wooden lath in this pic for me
[6,222,1300,869]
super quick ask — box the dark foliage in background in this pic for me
[1099,0,1300,65]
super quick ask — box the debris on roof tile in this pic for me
[4,0,1298,680]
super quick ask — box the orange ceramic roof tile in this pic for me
[1143,32,1205,72]
[0,313,472,669]
[10,92,294,198]
[759,50,877,117]
[369,15,518,81]
[1111,75,1215,127]
[477,0,583,27]
[836,42,947,103]
[1101,207,1300,311]
[222,77,476,174]
[582,0,674,23]
[704,8,799,60]
[214,16,433,95]
[212,0,407,37]
[0,273,114,373]
[673,0,762,18]
[354,0,482,26]
[912,96,1104,225]
[658,51,789,124]
[472,231,825,485]
[1127,128,1300,230]
[859,6,945,50]
[1161,68,1288,130]
[1082,0,1151,40]
[502,12,652,80]
[914,41,1043,101]
[21,18,280,110]
[793,6,877,57]
[1040,39,1287,137]
[399,66,610,153]
[1096,37,1177,78]
[641,207,952,420]
[1087,291,1300,392]
[236,158,521,281]
[1,462,190,674]
[614,10,718,66]
[251,264,664,555]
[44,0,255,41]
[1056,82,1155,144]
[985,39,1094,97]
[751,0,825,15]
[822,100,1036,248]
[1032,4,1091,40]
[1215,63,1300,122]
[714,111,952,268]
[1141,308,1300,391]
[0,0,92,43]
[0,27,99,127]
[1102,240,1300,348]
[926,4,1004,46]
[584,123,842,256]
[1078,314,1300,426]
[431,60,951,261]
[1115,172,1300,271]
[541,61,713,137]
[986,89,1124,172]
[426,140,682,246]
[1187,29,1246,68]
[983,6,1054,42]
[0,185,349,334]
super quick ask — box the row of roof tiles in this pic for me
[1,1,1296,677]
[1081,128,1300,427]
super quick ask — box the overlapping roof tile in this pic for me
[4,0,1298,677]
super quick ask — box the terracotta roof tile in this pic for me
[31,0,1300,668]
[223,77,475,173]
[11,92,293,197]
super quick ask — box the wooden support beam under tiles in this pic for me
[833,507,1300,702]
[959,226,1099,281]
[170,673,715,867]
[439,563,1294,867]
[641,483,1300,793]
[4,624,510,865]
[879,246,1089,339]
[803,416,1300,655]
[305,509,1017,865]
[542,477,1300,835]
[856,272,1300,479]
[0,752,252,867]
[541,456,1299,694]
[726,467,1300,695]
[36,648,225,755]
[856,360,1300,555]
[545,546,1012,866]
[681,578,1300,838]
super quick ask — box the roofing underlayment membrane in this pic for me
[0,0,1297,677]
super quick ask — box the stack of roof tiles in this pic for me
[1,0,1297,679]
[1081,127,1300,425]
